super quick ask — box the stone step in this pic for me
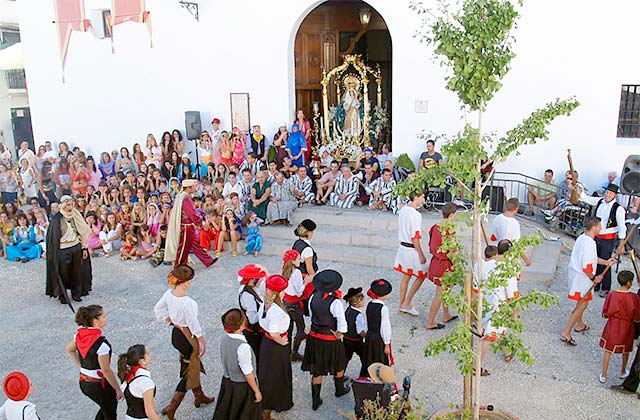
[260,224,398,250]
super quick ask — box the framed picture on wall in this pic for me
[230,93,251,133]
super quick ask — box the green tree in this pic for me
[398,1,579,418]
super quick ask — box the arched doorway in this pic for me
[293,0,392,153]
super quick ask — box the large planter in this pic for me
[429,407,520,420]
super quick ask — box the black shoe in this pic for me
[72,296,82,303]
[311,383,323,411]
[334,375,350,397]
[59,297,68,305]
[610,384,635,394]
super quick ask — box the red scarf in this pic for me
[125,365,144,383]
[76,328,103,358]
[323,290,343,300]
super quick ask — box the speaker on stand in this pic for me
[620,155,640,196]
[185,111,202,180]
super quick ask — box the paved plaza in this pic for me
[0,242,638,419]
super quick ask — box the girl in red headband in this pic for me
[237,264,267,368]
[361,279,394,378]
[282,249,311,361]
[1,371,39,420]
[258,275,293,419]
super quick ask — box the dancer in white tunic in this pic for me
[328,166,359,209]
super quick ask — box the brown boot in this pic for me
[262,409,272,420]
[161,391,185,420]
[193,385,214,407]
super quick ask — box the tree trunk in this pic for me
[463,273,473,411]
[472,99,485,420]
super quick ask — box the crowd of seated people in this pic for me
[0,115,412,264]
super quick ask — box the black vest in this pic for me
[77,336,110,370]
[345,306,363,341]
[310,293,337,335]
[365,302,383,341]
[239,287,262,333]
[124,374,156,419]
[293,239,318,275]
[250,135,266,157]
[595,199,620,229]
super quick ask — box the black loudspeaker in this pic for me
[184,111,202,140]
[482,186,505,213]
[620,155,640,195]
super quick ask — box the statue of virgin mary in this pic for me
[342,87,362,137]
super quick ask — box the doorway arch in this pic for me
[288,0,392,153]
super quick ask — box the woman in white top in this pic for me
[143,134,162,170]
[153,265,214,420]
[19,158,37,201]
[282,249,311,361]
[117,344,159,420]
[258,274,293,418]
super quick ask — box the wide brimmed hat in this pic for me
[343,287,363,302]
[3,371,29,401]
[369,279,392,298]
[605,183,619,194]
[313,269,343,293]
[170,265,195,284]
[368,363,395,383]
[265,274,288,292]
[294,218,316,237]
[238,264,267,284]
[182,179,199,188]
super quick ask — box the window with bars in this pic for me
[617,85,640,138]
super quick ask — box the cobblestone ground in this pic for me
[0,250,638,420]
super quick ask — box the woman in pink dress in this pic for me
[294,109,312,165]
[232,128,246,166]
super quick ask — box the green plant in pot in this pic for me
[395,1,580,419]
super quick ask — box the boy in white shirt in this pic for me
[0,371,40,420]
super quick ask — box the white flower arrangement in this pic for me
[324,135,363,160]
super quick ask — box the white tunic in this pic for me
[154,290,204,337]
[568,233,598,301]
[480,259,507,340]
[393,205,427,278]
[0,400,40,420]
[490,213,521,242]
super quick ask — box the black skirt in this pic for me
[212,377,262,420]
[301,336,347,377]
[243,329,263,369]
[360,336,389,377]
[258,337,293,412]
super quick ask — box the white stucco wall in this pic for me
[16,0,640,191]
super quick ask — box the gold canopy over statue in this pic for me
[313,54,383,158]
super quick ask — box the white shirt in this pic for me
[299,239,314,261]
[568,233,598,295]
[154,290,204,337]
[397,205,422,243]
[239,288,262,325]
[307,294,348,333]
[222,181,243,198]
[284,268,305,297]
[579,191,627,239]
[120,368,154,420]
[227,333,254,375]
[480,259,507,307]
[491,213,521,242]
[364,299,391,344]
[349,305,366,335]
[258,302,290,334]
[0,400,40,420]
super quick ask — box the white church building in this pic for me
[15,0,640,191]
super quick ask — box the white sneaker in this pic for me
[620,369,631,379]
[399,307,419,316]
[599,373,606,384]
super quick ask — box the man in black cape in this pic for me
[45,195,92,306]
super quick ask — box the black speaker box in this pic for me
[184,111,202,140]
[482,186,505,213]
[621,155,640,195]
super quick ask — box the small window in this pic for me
[617,84,640,138]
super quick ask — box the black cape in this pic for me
[45,213,92,298]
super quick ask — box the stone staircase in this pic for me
[258,205,562,285]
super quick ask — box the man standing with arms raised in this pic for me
[165,179,217,268]
[393,191,427,316]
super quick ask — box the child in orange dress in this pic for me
[599,270,640,383]
[120,228,138,260]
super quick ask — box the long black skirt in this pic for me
[301,336,347,377]
[243,328,263,369]
[360,336,389,377]
[212,377,262,420]
[258,337,293,412]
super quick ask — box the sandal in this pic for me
[560,335,577,346]
[574,325,590,333]
[599,373,606,384]
[444,315,459,324]
[426,323,445,330]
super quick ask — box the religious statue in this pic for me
[342,86,362,137]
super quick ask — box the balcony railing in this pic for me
[5,69,26,89]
